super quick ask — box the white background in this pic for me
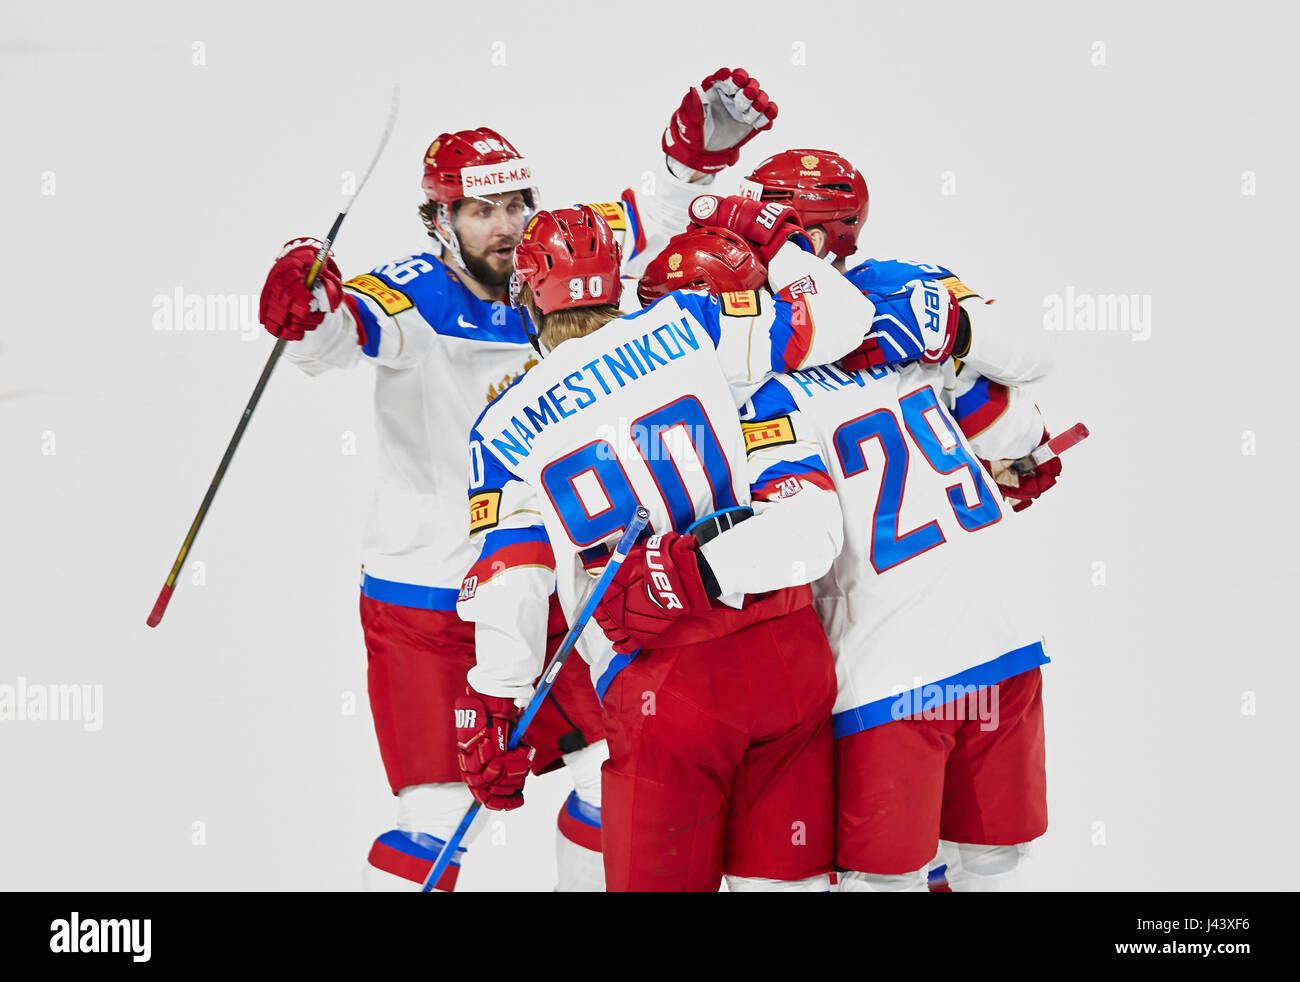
[1,0,1295,890]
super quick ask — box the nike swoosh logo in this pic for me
[458,315,478,330]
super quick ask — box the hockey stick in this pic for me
[1010,421,1090,476]
[420,504,651,892]
[146,86,400,628]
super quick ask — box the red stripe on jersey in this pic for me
[344,293,367,348]
[619,188,647,257]
[468,542,557,584]
[780,297,815,368]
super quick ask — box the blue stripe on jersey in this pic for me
[954,376,993,420]
[747,377,799,419]
[752,454,830,490]
[831,641,1050,739]
[564,790,602,828]
[595,648,640,701]
[375,829,466,863]
[350,296,383,357]
[361,573,460,611]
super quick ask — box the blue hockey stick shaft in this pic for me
[420,505,650,892]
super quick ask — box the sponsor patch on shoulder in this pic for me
[458,575,478,602]
[720,290,762,317]
[346,274,413,315]
[468,490,502,533]
[741,415,795,452]
[778,275,818,300]
[586,201,627,230]
[939,275,978,302]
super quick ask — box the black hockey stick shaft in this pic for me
[147,89,399,627]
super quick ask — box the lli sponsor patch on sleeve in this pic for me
[741,415,796,452]
[720,290,762,318]
[468,490,502,533]
[586,202,628,231]
[345,274,414,315]
[939,275,978,302]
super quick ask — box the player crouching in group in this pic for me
[454,199,906,891]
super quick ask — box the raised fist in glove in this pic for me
[688,194,811,263]
[594,531,715,655]
[663,67,778,175]
[258,237,345,341]
[983,429,1063,512]
[454,690,535,811]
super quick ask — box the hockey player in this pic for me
[636,227,1063,892]
[255,68,782,892]
[737,149,1061,506]
[455,204,946,891]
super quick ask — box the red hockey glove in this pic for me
[983,429,1063,512]
[688,194,811,264]
[839,336,888,372]
[258,237,345,341]
[454,691,535,811]
[593,532,714,654]
[662,67,778,175]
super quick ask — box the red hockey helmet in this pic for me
[512,206,622,316]
[421,127,537,205]
[637,227,768,307]
[741,149,869,259]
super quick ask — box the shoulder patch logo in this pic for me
[468,490,502,533]
[741,415,796,452]
[345,274,413,315]
[720,290,762,318]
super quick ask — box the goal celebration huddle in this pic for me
[255,66,1076,892]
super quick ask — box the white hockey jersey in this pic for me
[754,360,1050,738]
[284,161,703,610]
[456,246,916,702]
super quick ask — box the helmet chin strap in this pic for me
[432,201,469,271]
[434,203,518,298]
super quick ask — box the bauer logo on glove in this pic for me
[645,535,685,611]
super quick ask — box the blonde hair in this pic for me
[518,284,621,352]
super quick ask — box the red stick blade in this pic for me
[1047,422,1090,456]
[147,584,175,628]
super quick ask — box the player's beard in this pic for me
[460,239,517,288]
